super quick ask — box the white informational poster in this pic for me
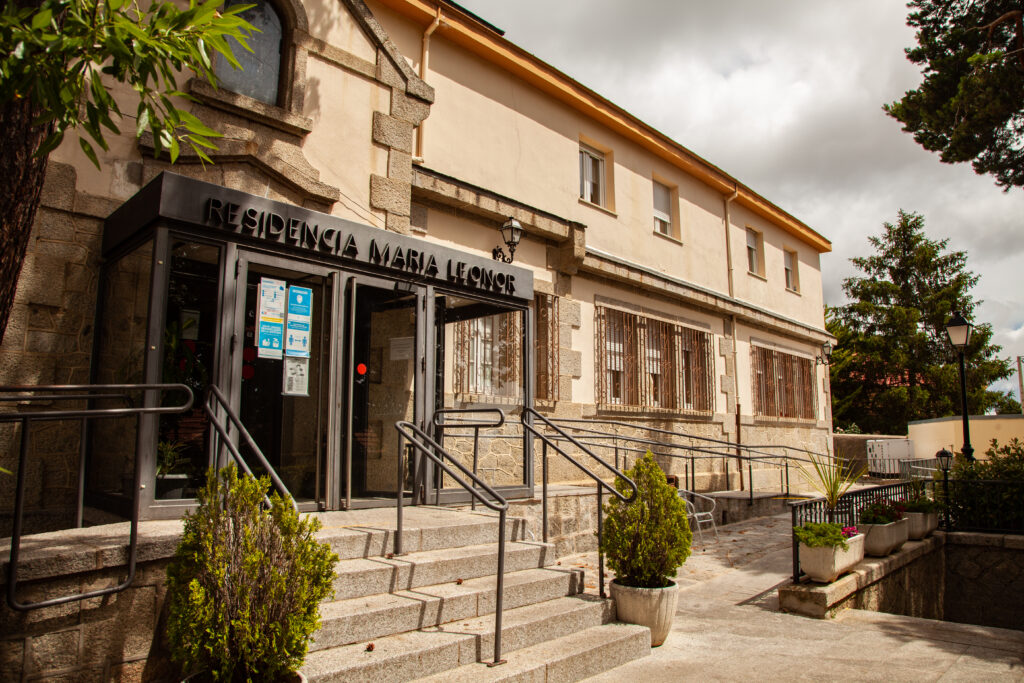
[257,277,286,359]
[390,336,414,361]
[282,356,310,396]
[285,285,313,358]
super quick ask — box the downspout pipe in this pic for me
[414,8,442,163]
[723,185,741,485]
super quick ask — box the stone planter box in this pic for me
[861,518,909,556]
[799,533,865,584]
[906,511,939,540]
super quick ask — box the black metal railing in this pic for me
[940,478,1024,534]
[521,408,637,599]
[432,408,506,510]
[789,481,917,584]
[203,385,296,512]
[393,420,509,667]
[1,383,193,612]
[900,457,939,481]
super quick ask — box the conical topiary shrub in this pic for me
[599,451,692,647]
[165,465,337,682]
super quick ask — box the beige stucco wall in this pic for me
[908,415,1024,460]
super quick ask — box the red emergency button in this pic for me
[356,363,367,376]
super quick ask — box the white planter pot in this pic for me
[905,511,939,540]
[799,533,865,583]
[861,518,910,556]
[610,579,679,647]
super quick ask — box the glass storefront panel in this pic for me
[156,240,222,499]
[89,239,153,500]
[437,294,526,490]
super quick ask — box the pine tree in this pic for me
[831,209,1012,434]
[885,0,1024,190]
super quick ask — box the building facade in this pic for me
[0,0,832,530]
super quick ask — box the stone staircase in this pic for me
[302,506,650,682]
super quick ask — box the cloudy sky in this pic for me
[456,0,1024,400]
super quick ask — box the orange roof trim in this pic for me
[374,0,832,253]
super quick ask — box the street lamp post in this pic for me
[944,311,975,462]
[936,448,953,531]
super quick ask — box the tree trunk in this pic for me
[0,94,52,346]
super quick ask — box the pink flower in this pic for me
[841,526,858,538]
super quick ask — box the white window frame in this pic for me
[784,249,799,292]
[653,180,673,236]
[746,228,763,275]
[579,144,606,207]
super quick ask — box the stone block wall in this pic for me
[945,533,1024,631]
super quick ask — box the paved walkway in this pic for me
[559,513,1024,682]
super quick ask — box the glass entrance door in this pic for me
[343,278,421,506]
[231,252,336,510]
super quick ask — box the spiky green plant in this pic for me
[165,465,337,682]
[799,452,866,520]
[599,451,691,589]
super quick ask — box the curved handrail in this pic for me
[432,407,506,430]
[522,408,637,504]
[522,407,637,599]
[2,383,193,613]
[431,408,506,510]
[393,420,509,666]
[203,385,297,512]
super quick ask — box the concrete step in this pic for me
[302,595,615,682]
[331,539,553,600]
[315,507,526,561]
[412,622,652,683]
[312,566,584,651]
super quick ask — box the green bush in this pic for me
[165,465,338,682]
[599,451,692,589]
[793,522,856,550]
[941,439,1024,531]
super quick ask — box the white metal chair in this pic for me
[678,488,719,545]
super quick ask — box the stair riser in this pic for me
[543,629,650,683]
[448,600,614,664]
[332,545,551,600]
[324,518,526,561]
[313,571,582,651]
[306,599,612,683]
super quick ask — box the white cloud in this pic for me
[458,0,1024,388]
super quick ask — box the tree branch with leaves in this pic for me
[0,0,254,344]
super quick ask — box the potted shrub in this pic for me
[858,499,909,556]
[903,480,939,539]
[794,522,864,583]
[165,465,338,681]
[600,451,692,647]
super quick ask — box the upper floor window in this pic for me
[579,144,606,206]
[746,228,764,276]
[784,249,799,292]
[653,180,674,237]
[596,306,714,413]
[751,346,816,420]
[215,0,284,106]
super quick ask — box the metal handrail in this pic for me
[394,420,509,667]
[432,408,505,510]
[521,408,637,599]
[1,383,193,612]
[203,385,297,512]
[521,418,815,504]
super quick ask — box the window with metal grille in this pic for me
[455,311,522,400]
[596,306,714,413]
[534,293,560,402]
[751,346,816,420]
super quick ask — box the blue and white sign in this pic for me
[257,278,286,359]
[285,285,312,358]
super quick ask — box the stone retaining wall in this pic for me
[778,531,1024,631]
